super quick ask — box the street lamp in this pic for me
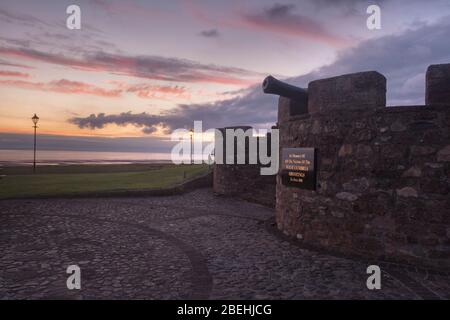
[31,114,39,173]
[189,128,194,165]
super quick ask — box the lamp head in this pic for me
[32,114,39,125]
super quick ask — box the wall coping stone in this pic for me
[307,71,386,114]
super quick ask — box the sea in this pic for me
[0,149,173,166]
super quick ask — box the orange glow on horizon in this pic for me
[0,127,171,138]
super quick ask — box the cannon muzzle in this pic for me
[262,75,308,115]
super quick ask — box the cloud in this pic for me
[91,0,162,20]
[69,17,450,134]
[199,29,220,38]
[187,1,351,47]
[0,46,261,86]
[0,6,104,35]
[110,80,191,100]
[0,7,54,28]
[241,3,350,47]
[291,17,450,105]
[69,89,278,134]
[70,112,164,132]
[0,36,32,48]
[125,83,190,100]
[0,79,122,97]
[0,70,29,78]
[0,59,34,69]
[265,3,296,17]
[0,75,194,100]
[311,0,384,13]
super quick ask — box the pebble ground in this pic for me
[1,189,448,299]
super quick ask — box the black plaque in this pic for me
[281,148,317,190]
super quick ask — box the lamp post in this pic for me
[31,114,39,173]
[189,128,194,165]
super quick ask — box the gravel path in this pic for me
[0,189,448,299]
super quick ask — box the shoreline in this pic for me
[0,149,173,166]
[0,159,172,167]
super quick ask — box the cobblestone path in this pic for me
[1,189,448,299]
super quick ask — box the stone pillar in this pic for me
[426,63,450,106]
[213,126,276,207]
[277,96,292,125]
[277,94,309,126]
[307,71,386,114]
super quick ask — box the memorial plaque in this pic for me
[281,148,317,190]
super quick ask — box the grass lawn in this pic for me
[0,164,210,199]
[0,163,172,175]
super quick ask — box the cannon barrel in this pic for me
[262,75,307,102]
[262,75,308,116]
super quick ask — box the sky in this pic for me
[0,0,450,153]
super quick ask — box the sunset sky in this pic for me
[1,0,450,153]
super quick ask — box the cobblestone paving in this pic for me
[0,189,449,299]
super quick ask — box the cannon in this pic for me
[262,75,308,115]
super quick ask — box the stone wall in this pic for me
[276,64,450,269]
[214,164,276,207]
[213,126,276,207]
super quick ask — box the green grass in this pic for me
[0,163,171,175]
[0,164,209,199]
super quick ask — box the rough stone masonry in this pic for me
[214,63,450,270]
[276,64,450,270]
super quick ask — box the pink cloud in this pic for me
[125,83,191,100]
[0,59,34,69]
[0,47,260,86]
[186,1,351,48]
[0,70,30,78]
[241,13,350,48]
[0,76,198,100]
[0,79,122,97]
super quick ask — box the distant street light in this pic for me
[31,114,39,173]
[189,128,194,165]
